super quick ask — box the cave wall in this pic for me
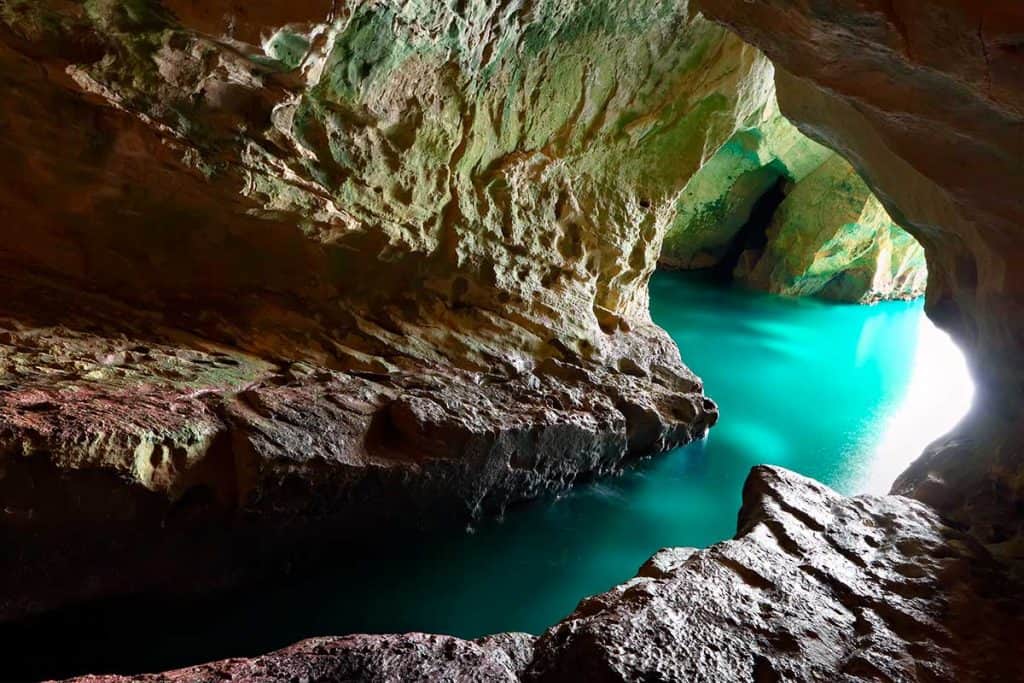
[736,154,927,303]
[662,90,926,303]
[0,0,777,364]
[0,0,789,620]
[695,0,1024,546]
[661,100,831,270]
[3,0,1018,624]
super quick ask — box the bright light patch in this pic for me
[856,314,975,494]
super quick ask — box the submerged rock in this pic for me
[60,467,1024,682]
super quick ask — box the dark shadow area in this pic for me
[711,176,788,282]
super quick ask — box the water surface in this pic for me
[18,271,973,677]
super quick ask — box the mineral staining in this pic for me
[661,97,927,303]
[737,154,928,302]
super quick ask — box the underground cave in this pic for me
[0,1,1022,681]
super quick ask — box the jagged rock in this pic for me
[526,466,1024,682]
[0,0,768,620]
[0,276,714,622]
[694,0,1024,543]
[63,632,535,682]
[736,154,927,302]
[58,468,1024,682]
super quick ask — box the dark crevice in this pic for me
[711,176,788,282]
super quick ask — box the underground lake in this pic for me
[9,270,974,679]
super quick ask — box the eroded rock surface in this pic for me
[0,273,715,622]
[61,467,1024,682]
[661,100,831,271]
[661,92,925,303]
[527,466,1024,681]
[65,632,536,683]
[695,0,1024,545]
[736,154,927,302]
[0,0,784,620]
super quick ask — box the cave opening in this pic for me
[709,175,788,282]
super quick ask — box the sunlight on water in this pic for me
[854,315,974,493]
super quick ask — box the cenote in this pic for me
[11,270,974,679]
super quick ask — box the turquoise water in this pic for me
[18,271,973,677]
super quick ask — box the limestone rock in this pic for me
[0,276,714,622]
[63,633,534,682]
[661,90,926,303]
[661,97,831,270]
[0,0,785,619]
[526,466,1024,682]
[737,154,928,303]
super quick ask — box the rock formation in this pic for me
[736,154,927,302]
[3,0,1024,680]
[0,0,818,620]
[65,633,536,682]
[660,102,831,270]
[61,467,1024,682]
[661,95,926,303]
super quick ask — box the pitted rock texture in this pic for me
[694,0,1024,544]
[60,467,1024,682]
[526,466,1024,682]
[0,0,776,361]
[0,0,755,620]
[64,632,536,683]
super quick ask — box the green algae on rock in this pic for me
[0,0,788,620]
[660,99,831,270]
[736,155,927,302]
[660,93,926,303]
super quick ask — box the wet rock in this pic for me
[57,467,1024,682]
[63,633,528,682]
[0,0,756,619]
[0,279,714,622]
